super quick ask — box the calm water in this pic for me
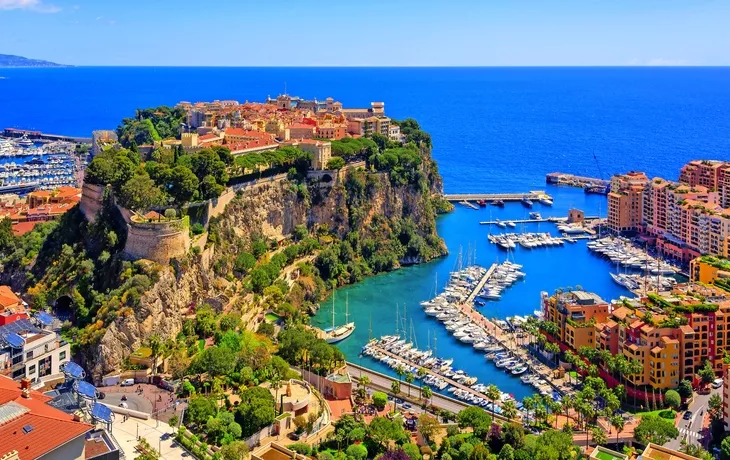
[3,66,729,399]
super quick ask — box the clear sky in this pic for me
[1,0,728,66]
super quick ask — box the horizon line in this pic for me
[4,64,730,69]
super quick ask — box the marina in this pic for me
[0,137,80,191]
[444,190,552,203]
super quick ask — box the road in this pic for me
[665,387,720,451]
[346,362,469,415]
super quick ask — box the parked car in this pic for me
[288,432,301,441]
[712,378,723,389]
[120,378,135,387]
[683,411,693,420]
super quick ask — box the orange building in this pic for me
[607,171,649,234]
[544,290,610,350]
[0,286,27,326]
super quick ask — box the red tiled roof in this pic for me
[11,221,41,236]
[0,375,93,460]
[0,286,21,309]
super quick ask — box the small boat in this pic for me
[496,220,507,228]
[506,221,516,228]
[521,196,533,208]
[538,197,553,206]
[478,200,487,207]
[529,212,542,220]
[491,200,505,207]
[475,300,486,306]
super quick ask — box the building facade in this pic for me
[0,318,71,383]
[607,171,649,233]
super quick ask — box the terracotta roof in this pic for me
[11,221,41,237]
[143,211,164,220]
[0,286,21,309]
[0,375,93,460]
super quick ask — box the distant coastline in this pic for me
[0,54,71,68]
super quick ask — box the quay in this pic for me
[459,200,479,210]
[444,191,550,202]
[453,267,567,397]
[466,263,497,304]
[479,216,600,225]
[2,128,92,144]
[364,342,514,413]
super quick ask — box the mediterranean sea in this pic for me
[2,66,730,400]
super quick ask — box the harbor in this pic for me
[444,190,553,205]
[314,186,623,404]
[545,172,610,194]
[0,137,81,191]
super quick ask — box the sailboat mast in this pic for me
[332,289,336,329]
[345,293,349,323]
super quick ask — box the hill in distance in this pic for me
[0,54,70,68]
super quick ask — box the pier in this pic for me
[466,263,497,304]
[365,342,512,412]
[479,216,600,225]
[2,128,92,144]
[546,172,609,186]
[444,191,550,203]
[459,200,479,210]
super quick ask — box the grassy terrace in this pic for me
[701,255,730,271]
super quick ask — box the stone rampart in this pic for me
[123,219,191,264]
[79,182,106,223]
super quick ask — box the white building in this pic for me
[0,318,71,384]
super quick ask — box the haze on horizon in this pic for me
[1,0,728,67]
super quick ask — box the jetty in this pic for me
[444,191,550,203]
[364,342,508,410]
[466,263,496,304]
[479,216,600,225]
[459,200,479,210]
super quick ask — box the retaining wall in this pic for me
[123,220,191,264]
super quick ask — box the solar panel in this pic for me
[91,403,113,423]
[61,361,85,379]
[0,319,38,343]
[5,333,25,349]
[35,311,54,326]
[76,380,97,399]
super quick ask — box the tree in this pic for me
[469,443,490,460]
[234,252,256,274]
[391,380,401,397]
[681,443,713,460]
[402,443,421,460]
[709,393,723,422]
[421,385,433,407]
[678,379,693,399]
[219,441,249,460]
[417,414,439,442]
[186,396,217,427]
[380,450,411,460]
[721,437,730,460]
[235,387,276,437]
[457,406,492,438]
[498,445,515,460]
[699,360,715,385]
[502,399,518,420]
[168,165,199,204]
[502,423,525,450]
[327,156,346,170]
[609,414,625,444]
[533,430,575,460]
[633,414,679,445]
[664,389,681,410]
[406,372,415,397]
[372,391,388,410]
[168,415,179,428]
[347,444,368,460]
[147,334,163,375]
[118,173,165,211]
[368,416,405,449]
[486,384,501,418]
[591,427,607,446]
[250,269,271,293]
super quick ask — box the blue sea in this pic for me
[3,66,730,400]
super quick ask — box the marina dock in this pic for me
[364,343,511,411]
[459,200,479,210]
[444,191,551,202]
[466,263,496,304]
[479,216,599,225]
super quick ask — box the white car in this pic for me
[712,378,723,389]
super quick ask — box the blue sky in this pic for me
[1,0,728,66]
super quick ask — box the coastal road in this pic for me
[665,387,720,451]
[346,362,470,416]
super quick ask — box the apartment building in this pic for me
[543,290,610,350]
[544,284,730,391]
[690,256,730,284]
[607,171,649,233]
[679,160,726,191]
[0,318,71,383]
[0,286,27,326]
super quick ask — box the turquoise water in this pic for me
[312,185,632,401]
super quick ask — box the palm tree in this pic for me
[502,399,518,420]
[421,385,433,408]
[560,395,574,427]
[628,360,643,408]
[485,384,500,418]
[271,376,282,414]
[391,380,401,398]
[147,334,162,375]
[592,426,607,446]
[523,396,536,425]
[405,372,415,398]
[549,400,562,428]
[396,364,405,382]
[610,414,625,445]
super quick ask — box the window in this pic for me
[28,365,36,375]
[26,351,33,360]
[59,351,66,361]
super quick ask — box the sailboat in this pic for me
[325,291,356,344]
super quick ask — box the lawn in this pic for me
[265,313,281,322]
[631,409,676,419]
[595,451,623,460]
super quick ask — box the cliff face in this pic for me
[92,160,445,378]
